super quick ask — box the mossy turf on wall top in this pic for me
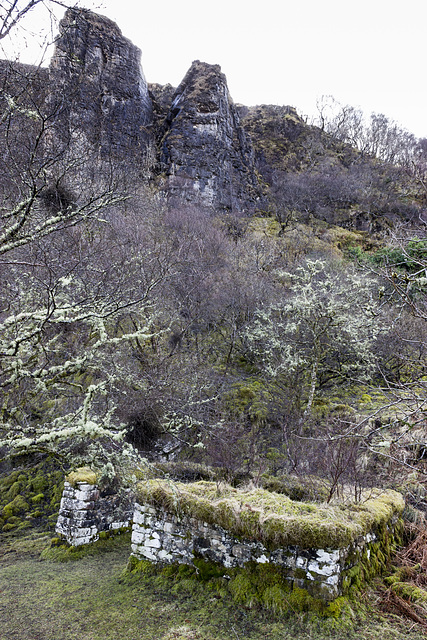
[66,467,98,487]
[136,480,404,550]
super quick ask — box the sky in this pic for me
[1,0,426,138]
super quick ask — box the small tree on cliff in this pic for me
[242,259,383,417]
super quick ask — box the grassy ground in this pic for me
[0,531,425,640]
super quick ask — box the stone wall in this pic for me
[55,477,402,600]
[56,480,133,546]
[130,501,400,600]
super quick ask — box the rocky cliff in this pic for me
[44,10,264,212]
[0,8,422,228]
[48,8,153,168]
[153,61,263,213]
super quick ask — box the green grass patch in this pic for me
[0,530,423,640]
[40,530,132,562]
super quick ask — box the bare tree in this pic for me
[0,5,168,474]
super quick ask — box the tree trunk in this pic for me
[303,358,318,419]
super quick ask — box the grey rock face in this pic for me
[158,60,263,213]
[48,8,153,164]
[2,13,265,215]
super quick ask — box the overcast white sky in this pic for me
[2,0,426,138]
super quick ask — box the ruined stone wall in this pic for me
[56,480,133,546]
[130,501,401,600]
[56,478,402,600]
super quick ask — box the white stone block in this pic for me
[131,530,147,545]
[146,537,162,548]
[316,549,340,564]
[255,554,269,564]
[75,526,97,537]
[140,546,158,561]
[72,534,98,546]
[132,510,146,525]
[74,488,96,501]
[111,521,129,530]
[307,559,340,577]
[130,545,141,556]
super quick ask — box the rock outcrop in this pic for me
[2,8,416,229]
[156,61,264,213]
[48,8,153,167]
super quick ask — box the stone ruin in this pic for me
[56,476,404,602]
[56,479,133,546]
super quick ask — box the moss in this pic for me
[66,467,98,487]
[170,578,199,595]
[0,457,64,533]
[391,582,427,604]
[126,550,353,620]
[30,475,47,494]
[228,572,257,606]
[3,494,29,517]
[344,565,362,590]
[98,530,110,540]
[30,493,45,503]
[261,584,289,612]
[287,586,317,612]
[193,558,224,581]
[6,481,23,500]
[136,479,404,551]
[324,596,348,619]
[124,555,159,579]
[0,470,22,491]
[261,474,329,502]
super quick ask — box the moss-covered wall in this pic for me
[55,474,404,602]
[131,481,404,602]
[131,501,402,601]
[0,458,64,534]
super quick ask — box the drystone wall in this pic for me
[130,501,400,600]
[56,479,402,600]
[56,480,133,546]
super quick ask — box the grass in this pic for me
[136,479,404,549]
[0,530,425,640]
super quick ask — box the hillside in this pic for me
[1,5,427,633]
